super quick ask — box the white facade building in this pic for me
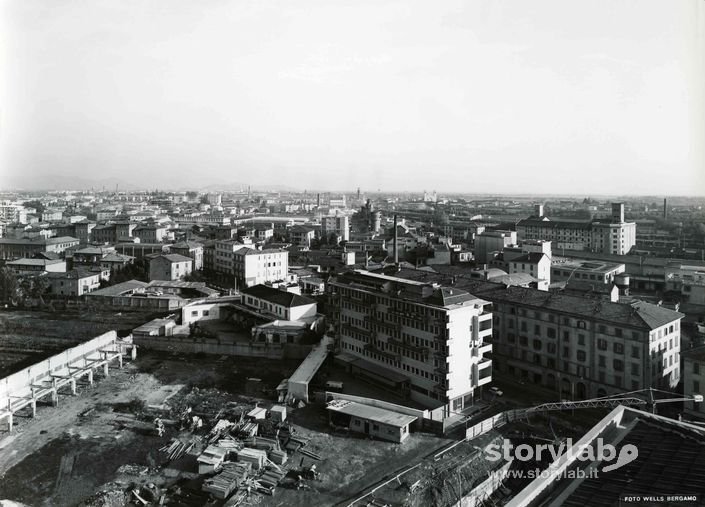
[328,270,493,415]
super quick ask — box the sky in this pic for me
[1,0,703,195]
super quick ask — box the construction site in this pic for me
[0,314,615,507]
[0,344,604,507]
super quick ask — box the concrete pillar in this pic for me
[118,353,123,369]
[70,379,77,395]
[5,413,13,433]
[103,362,109,378]
[87,369,94,386]
[31,399,36,418]
[131,346,137,360]
[51,389,59,407]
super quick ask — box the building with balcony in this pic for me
[388,268,683,401]
[327,269,493,415]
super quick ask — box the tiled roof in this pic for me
[391,268,682,329]
[559,416,705,507]
[564,280,616,295]
[152,253,193,263]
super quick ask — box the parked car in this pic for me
[489,386,504,397]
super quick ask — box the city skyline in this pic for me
[1,0,704,195]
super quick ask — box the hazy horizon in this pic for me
[2,0,704,195]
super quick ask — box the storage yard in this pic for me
[0,311,593,507]
[0,352,463,507]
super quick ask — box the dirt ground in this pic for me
[0,309,163,377]
[0,352,454,507]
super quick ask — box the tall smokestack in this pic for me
[663,198,667,219]
[317,193,320,207]
[393,214,399,265]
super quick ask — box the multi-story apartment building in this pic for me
[148,253,193,281]
[170,241,204,271]
[327,270,493,415]
[0,203,27,224]
[474,230,517,263]
[464,282,682,398]
[321,215,350,242]
[682,347,705,420]
[517,203,636,255]
[214,239,248,276]
[133,224,167,243]
[389,269,683,400]
[48,268,102,296]
[41,209,64,222]
[91,224,118,244]
[0,236,80,260]
[233,248,289,288]
[53,220,96,245]
[288,225,316,248]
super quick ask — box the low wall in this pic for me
[466,409,521,440]
[134,334,312,360]
[0,331,119,403]
[87,295,185,310]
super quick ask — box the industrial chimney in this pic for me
[393,214,399,265]
[663,198,667,220]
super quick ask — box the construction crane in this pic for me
[519,388,703,417]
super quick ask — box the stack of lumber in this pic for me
[299,448,321,461]
[236,448,267,470]
[268,449,288,465]
[250,436,280,452]
[284,435,310,453]
[159,439,195,461]
[217,438,240,449]
[202,462,251,499]
[258,468,286,490]
[237,421,258,438]
[198,445,228,474]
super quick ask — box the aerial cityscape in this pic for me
[1,1,704,507]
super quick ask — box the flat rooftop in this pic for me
[326,400,417,428]
[551,257,625,273]
[288,336,333,385]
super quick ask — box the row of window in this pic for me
[340,341,443,384]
